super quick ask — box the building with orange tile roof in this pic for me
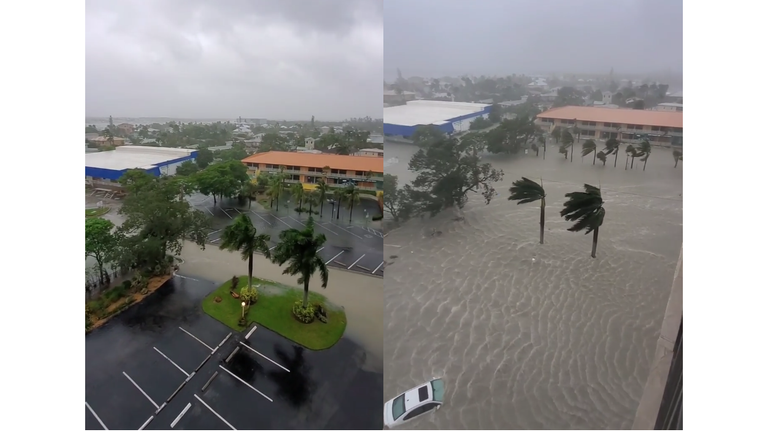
[241,151,384,193]
[536,106,683,147]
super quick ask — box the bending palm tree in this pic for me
[344,184,361,223]
[604,138,620,167]
[267,176,283,211]
[316,179,330,217]
[560,184,606,258]
[333,188,345,220]
[219,214,272,301]
[537,134,545,159]
[509,177,547,244]
[673,149,683,168]
[638,139,651,171]
[624,144,635,170]
[241,181,259,208]
[551,126,562,144]
[305,189,320,214]
[271,217,328,309]
[596,151,607,165]
[561,130,574,162]
[290,183,305,215]
[581,139,597,165]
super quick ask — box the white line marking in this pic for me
[269,245,277,251]
[315,223,339,236]
[206,208,214,216]
[317,247,324,252]
[174,274,200,282]
[85,402,109,430]
[139,416,153,430]
[251,211,272,225]
[170,403,192,428]
[245,326,257,339]
[325,250,344,265]
[194,394,237,430]
[217,333,232,348]
[372,262,384,274]
[234,208,243,214]
[218,365,273,402]
[154,347,190,377]
[179,327,214,351]
[123,372,159,409]
[239,342,290,372]
[288,216,304,225]
[209,229,222,235]
[276,217,292,228]
[210,238,220,243]
[334,224,363,239]
[221,209,233,219]
[348,254,366,270]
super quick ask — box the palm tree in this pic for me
[508,177,547,244]
[530,143,539,157]
[343,184,361,223]
[673,149,683,168]
[219,214,272,301]
[333,188,345,220]
[559,144,569,159]
[101,128,115,146]
[561,130,574,162]
[638,139,652,171]
[560,184,606,258]
[537,134,545,159]
[571,121,581,162]
[290,183,305,214]
[581,139,597,165]
[315,179,330,217]
[267,176,283,211]
[604,138,620,167]
[551,126,563,144]
[241,181,259,208]
[624,144,636,170]
[271,217,328,309]
[305,189,320,215]
[596,151,607,166]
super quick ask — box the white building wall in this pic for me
[451,113,488,133]
[159,158,194,176]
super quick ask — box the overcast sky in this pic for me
[384,0,682,80]
[86,0,382,120]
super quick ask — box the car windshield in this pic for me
[431,379,445,402]
[392,394,406,420]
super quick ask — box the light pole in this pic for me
[241,301,246,319]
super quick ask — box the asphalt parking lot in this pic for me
[188,194,385,277]
[86,275,383,430]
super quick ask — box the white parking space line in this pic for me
[317,247,324,252]
[315,223,339,236]
[239,342,290,372]
[218,365,273,402]
[194,394,237,430]
[210,238,220,243]
[251,211,272,225]
[245,326,257,339]
[221,209,233,219]
[85,401,109,430]
[170,402,192,428]
[335,224,364,240]
[174,274,200,282]
[348,254,366,270]
[209,229,222,235]
[372,262,384,274]
[269,245,277,251]
[123,372,159,409]
[206,208,214,216]
[276,217,293,228]
[287,216,304,225]
[139,416,154,430]
[234,208,243,214]
[179,327,214,351]
[153,347,190,377]
[325,251,344,265]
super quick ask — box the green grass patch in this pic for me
[86,207,110,218]
[202,276,346,350]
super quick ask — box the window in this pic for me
[431,379,445,402]
[673,128,682,133]
[331,169,341,174]
[355,171,365,177]
[403,403,439,421]
[392,395,406,420]
[581,121,596,126]
[418,386,429,402]
[651,126,661,132]
[541,118,554,123]
[604,122,615,128]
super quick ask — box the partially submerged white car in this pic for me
[383,378,445,428]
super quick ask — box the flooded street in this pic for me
[383,141,683,429]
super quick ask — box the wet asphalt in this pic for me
[85,275,383,430]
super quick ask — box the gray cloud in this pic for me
[384,0,682,79]
[86,0,382,120]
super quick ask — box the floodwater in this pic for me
[383,141,683,429]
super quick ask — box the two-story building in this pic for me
[241,151,384,192]
[535,106,683,147]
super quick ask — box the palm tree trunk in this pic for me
[302,279,310,308]
[213,195,217,205]
[543,144,546,160]
[247,252,254,301]
[539,198,545,244]
[248,198,252,208]
[309,200,313,214]
[348,200,354,223]
[613,151,619,167]
[643,157,648,171]
[593,152,596,165]
[625,155,629,170]
[319,200,324,217]
[276,191,280,211]
[674,159,679,168]
[570,144,574,162]
[337,202,341,220]
[631,157,635,169]
[591,227,599,258]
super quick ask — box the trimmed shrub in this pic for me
[291,301,316,324]
[122,280,133,291]
[230,276,240,292]
[240,286,258,304]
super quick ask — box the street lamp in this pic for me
[241,301,246,319]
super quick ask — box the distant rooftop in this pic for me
[85,146,195,171]
[242,151,383,173]
[384,100,490,127]
[538,106,683,128]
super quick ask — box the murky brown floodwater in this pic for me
[383,141,683,429]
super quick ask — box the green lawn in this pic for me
[86,207,110,218]
[202,276,347,350]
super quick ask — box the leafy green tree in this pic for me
[604,138,620,167]
[101,128,114,146]
[176,160,200,176]
[485,116,538,154]
[117,170,209,271]
[195,161,249,205]
[271,218,329,308]
[508,177,547,244]
[315,179,330,217]
[552,87,585,107]
[290,183,305,214]
[407,135,504,215]
[241,180,259,208]
[218,147,248,162]
[259,133,290,152]
[562,130,574,162]
[219,214,271,302]
[673,149,683,168]
[86,217,120,285]
[560,184,606,258]
[382,174,414,224]
[581,139,597,164]
[196,148,214,169]
[86,125,99,133]
[410,125,445,147]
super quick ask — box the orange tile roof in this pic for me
[242,151,383,173]
[537,106,683,128]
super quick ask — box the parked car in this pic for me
[383,378,445,428]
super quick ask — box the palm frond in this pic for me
[560,184,605,234]
[508,177,545,205]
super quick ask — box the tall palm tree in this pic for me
[305,189,320,214]
[537,134,545,159]
[333,188,345,220]
[551,126,563,144]
[290,183,305,214]
[673,149,683,168]
[604,138,620,167]
[343,184,361,223]
[596,151,607,166]
[508,177,547,244]
[561,130,574,162]
[581,139,597,165]
[267,176,283,211]
[219,214,271,301]
[571,121,581,162]
[560,184,606,258]
[624,144,636,170]
[638,139,652,171]
[271,217,328,309]
[241,181,259,208]
[315,179,330,217]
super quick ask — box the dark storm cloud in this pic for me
[384,0,682,79]
[86,0,382,120]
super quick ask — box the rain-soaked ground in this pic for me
[383,141,683,430]
[85,275,383,430]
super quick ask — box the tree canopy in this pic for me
[194,160,250,204]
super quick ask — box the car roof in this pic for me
[403,384,432,411]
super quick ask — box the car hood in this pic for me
[383,399,395,427]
